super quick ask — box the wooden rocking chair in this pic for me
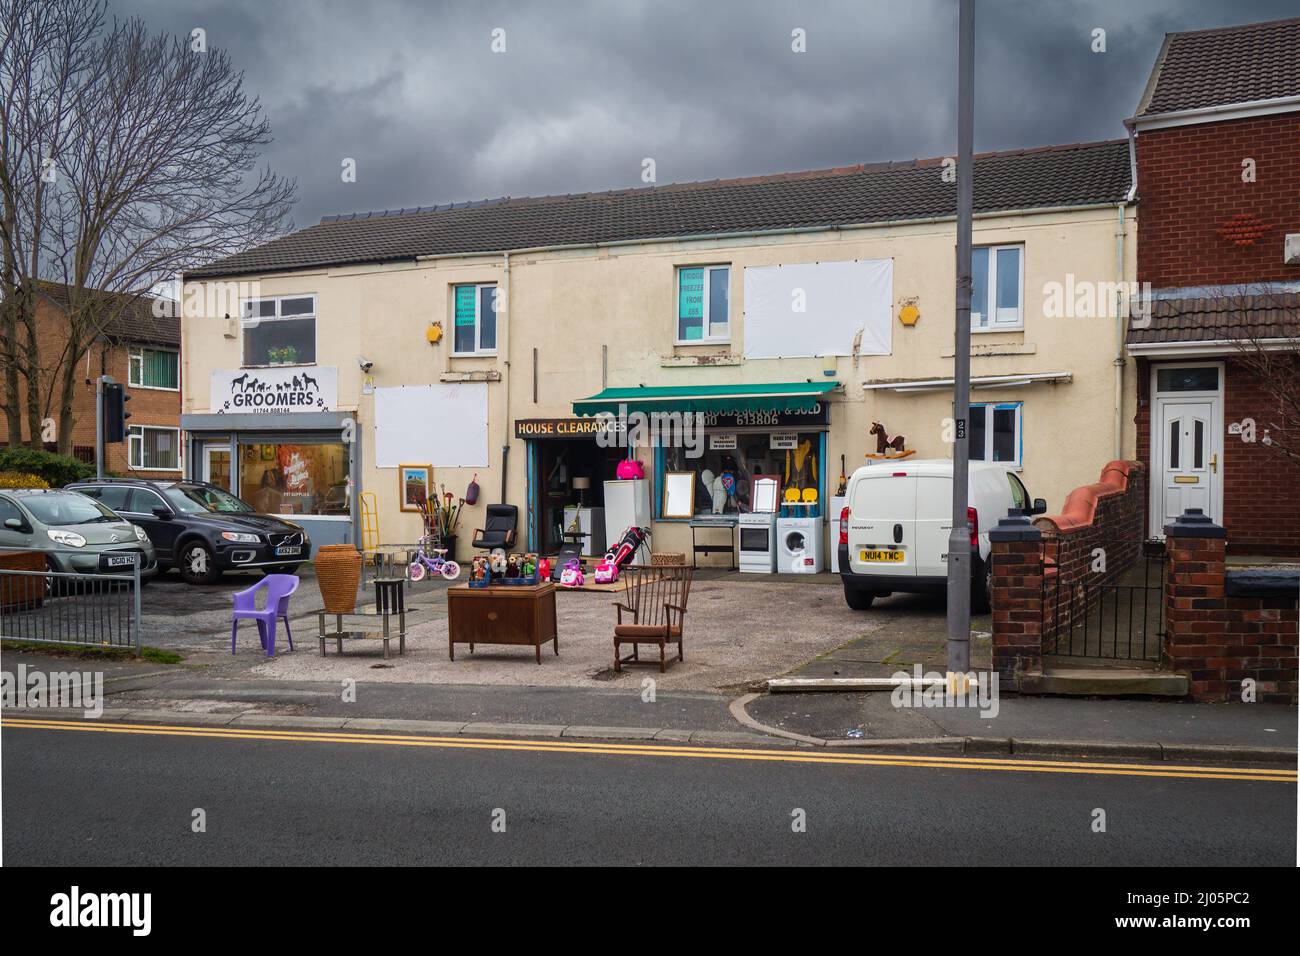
[613,565,693,673]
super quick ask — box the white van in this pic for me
[837,459,1045,612]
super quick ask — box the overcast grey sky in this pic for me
[115,0,1297,229]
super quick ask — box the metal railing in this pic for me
[0,555,142,653]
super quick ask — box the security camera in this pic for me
[357,356,374,373]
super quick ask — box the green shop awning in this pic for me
[573,381,839,416]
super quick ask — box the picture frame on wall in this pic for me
[399,464,433,513]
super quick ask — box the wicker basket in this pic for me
[315,544,362,613]
[650,552,686,566]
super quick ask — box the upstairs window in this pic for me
[970,245,1023,330]
[128,347,179,390]
[241,296,316,366]
[452,283,498,356]
[676,265,730,343]
[128,425,181,471]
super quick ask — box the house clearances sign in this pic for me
[211,366,338,414]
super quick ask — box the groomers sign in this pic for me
[211,366,338,414]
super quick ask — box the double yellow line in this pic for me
[3,717,1295,782]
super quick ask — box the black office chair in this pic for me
[471,504,518,550]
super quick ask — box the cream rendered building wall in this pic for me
[183,202,1138,555]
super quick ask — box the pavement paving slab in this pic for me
[744,691,1298,750]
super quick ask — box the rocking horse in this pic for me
[867,421,914,460]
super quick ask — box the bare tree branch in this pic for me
[1,0,296,452]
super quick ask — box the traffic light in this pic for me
[102,382,131,443]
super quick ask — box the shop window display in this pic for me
[660,432,820,516]
[239,443,349,516]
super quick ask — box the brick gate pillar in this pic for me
[989,512,1044,690]
[1163,509,1228,701]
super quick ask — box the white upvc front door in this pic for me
[1150,363,1223,537]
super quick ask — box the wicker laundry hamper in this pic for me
[650,552,686,566]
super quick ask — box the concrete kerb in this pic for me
[2,707,1294,765]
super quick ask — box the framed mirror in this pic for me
[662,471,696,518]
[751,474,780,513]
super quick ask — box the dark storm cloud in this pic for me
[114,0,1298,228]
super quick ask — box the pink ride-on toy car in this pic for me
[558,556,584,587]
[593,555,619,584]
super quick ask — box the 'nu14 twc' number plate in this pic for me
[860,549,904,563]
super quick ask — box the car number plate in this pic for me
[861,549,904,563]
[100,553,138,569]
[275,545,301,557]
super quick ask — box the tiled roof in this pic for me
[37,281,180,347]
[186,139,1132,279]
[1136,17,1300,117]
[1126,293,1300,345]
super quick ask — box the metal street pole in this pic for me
[946,0,975,674]
[95,375,105,479]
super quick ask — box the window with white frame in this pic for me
[676,265,730,342]
[970,245,1023,330]
[452,283,498,355]
[968,402,1022,467]
[241,295,316,366]
[128,425,181,471]
[128,347,179,390]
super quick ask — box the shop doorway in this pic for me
[530,438,626,552]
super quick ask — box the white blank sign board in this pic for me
[375,384,488,468]
[743,259,892,359]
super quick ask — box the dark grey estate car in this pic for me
[67,479,311,585]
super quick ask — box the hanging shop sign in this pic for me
[514,417,623,439]
[211,366,338,414]
[708,433,737,450]
[770,432,799,450]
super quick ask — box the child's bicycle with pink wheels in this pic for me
[407,538,460,581]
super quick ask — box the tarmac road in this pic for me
[3,720,1293,866]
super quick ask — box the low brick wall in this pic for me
[1164,513,1298,703]
[1035,460,1146,646]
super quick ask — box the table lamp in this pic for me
[572,476,590,507]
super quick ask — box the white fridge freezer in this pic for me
[603,479,651,563]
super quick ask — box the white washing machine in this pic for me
[738,512,777,573]
[777,516,823,574]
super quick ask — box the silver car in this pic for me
[0,488,158,579]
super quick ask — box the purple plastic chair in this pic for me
[230,575,300,657]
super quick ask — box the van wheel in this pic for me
[972,559,992,614]
[844,586,875,610]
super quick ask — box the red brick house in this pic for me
[0,282,182,480]
[1124,17,1300,556]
